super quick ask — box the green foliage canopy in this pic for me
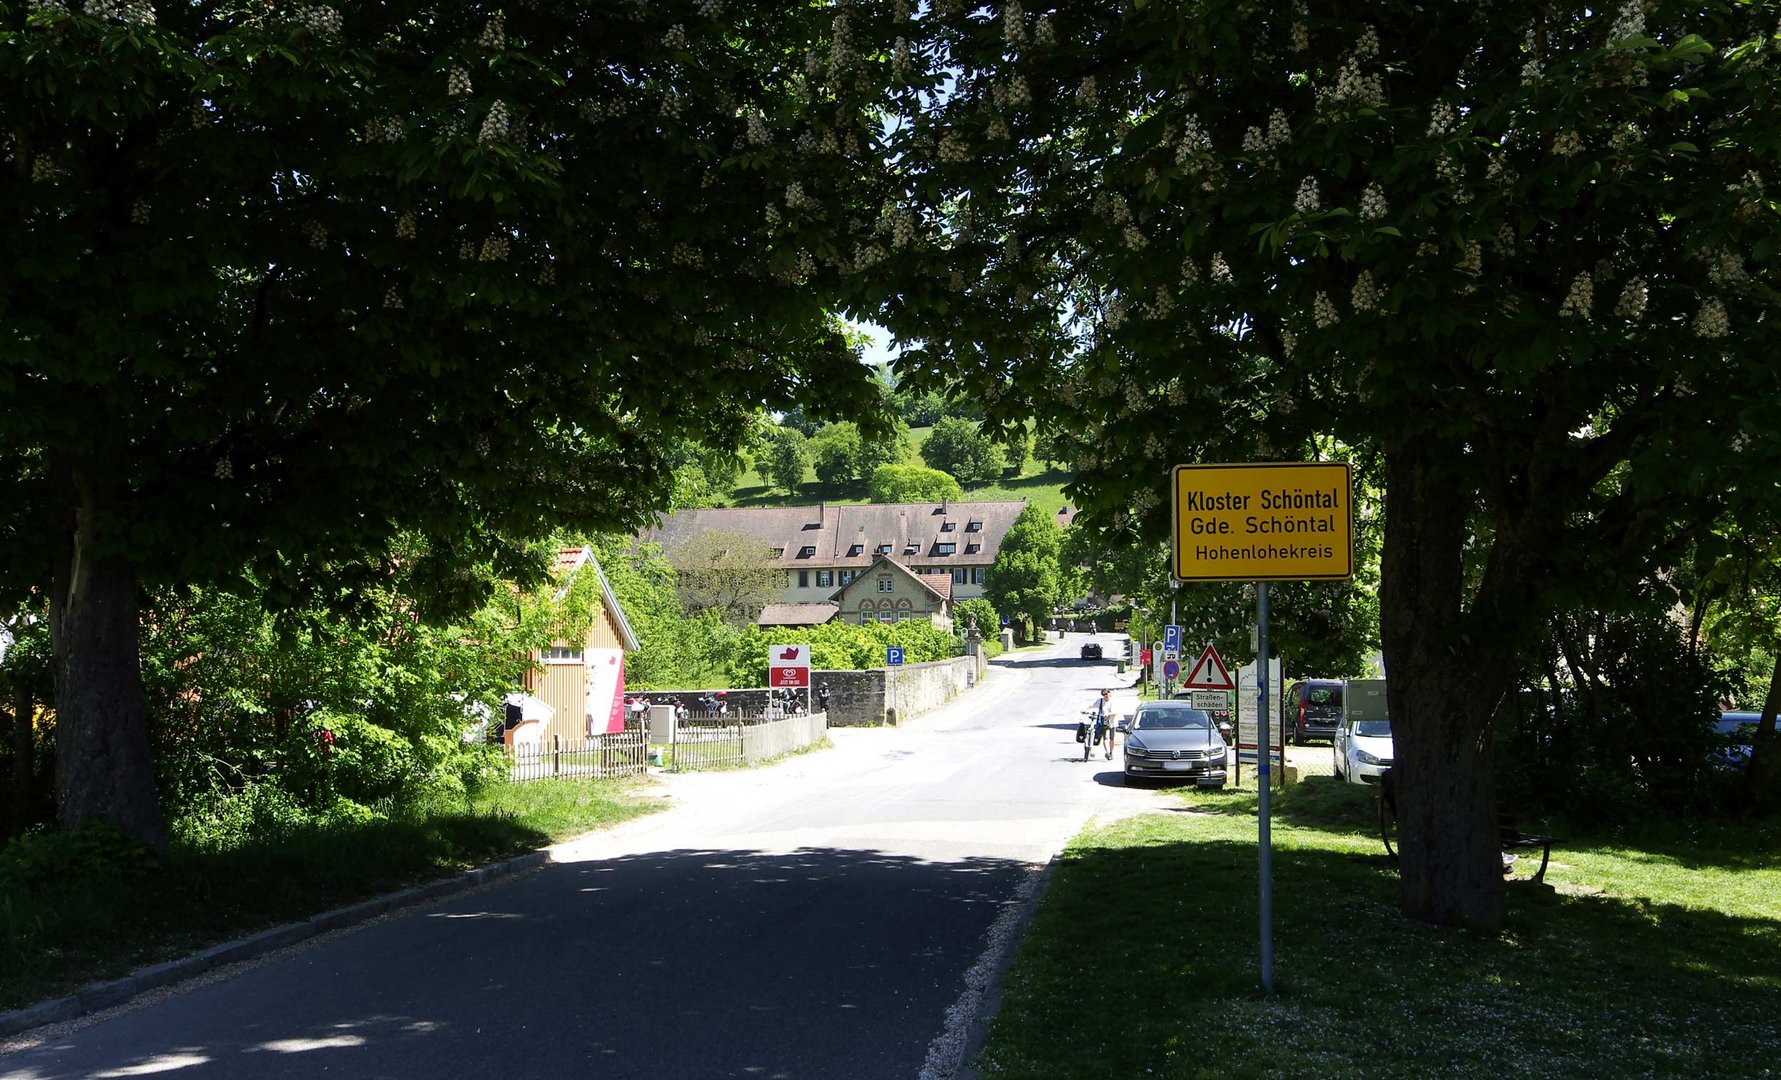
[868,463,963,504]
[919,417,1005,487]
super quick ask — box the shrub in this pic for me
[0,822,160,888]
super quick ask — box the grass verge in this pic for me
[975,777,1781,1078]
[0,777,664,1011]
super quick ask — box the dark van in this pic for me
[1283,680,1344,744]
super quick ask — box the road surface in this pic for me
[1,634,1164,1080]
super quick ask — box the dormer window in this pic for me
[935,542,957,555]
[771,547,786,558]
[940,521,956,532]
[847,543,864,557]
[904,542,920,554]
[965,520,983,532]
[798,545,817,558]
[877,543,893,554]
[965,543,981,554]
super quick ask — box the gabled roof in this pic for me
[642,500,1043,569]
[756,603,840,628]
[829,553,953,604]
[556,546,641,651]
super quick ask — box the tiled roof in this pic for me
[756,603,840,627]
[829,554,952,603]
[553,546,640,651]
[642,500,1039,569]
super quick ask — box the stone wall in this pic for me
[636,653,986,727]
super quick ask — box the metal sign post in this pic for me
[1169,461,1354,1000]
[1256,582,1274,996]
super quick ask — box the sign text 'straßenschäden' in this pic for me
[1171,463,1354,582]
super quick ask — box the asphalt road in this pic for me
[1,634,1162,1080]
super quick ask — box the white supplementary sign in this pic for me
[1190,690,1228,712]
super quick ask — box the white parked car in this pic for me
[1333,715,1393,785]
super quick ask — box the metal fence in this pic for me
[505,725,647,782]
[666,709,827,773]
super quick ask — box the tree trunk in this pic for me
[10,678,32,836]
[1379,443,1505,932]
[1741,649,1781,810]
[49,472,164,848]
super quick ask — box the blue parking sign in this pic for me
[887,647,905,667]
[1163,624,1182,654]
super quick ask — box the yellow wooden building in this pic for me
[508,546,641,747]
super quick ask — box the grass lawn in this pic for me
[976,777,1781,1078]
[0,777,665,1011]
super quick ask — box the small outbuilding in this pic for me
[508,546,641,747]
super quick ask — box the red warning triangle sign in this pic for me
[1183,643,1235,691]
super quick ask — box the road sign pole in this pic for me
[1257,581,1274,997]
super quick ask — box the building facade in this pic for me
[643,500,1071,610]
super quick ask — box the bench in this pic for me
[1376,770,1559,884]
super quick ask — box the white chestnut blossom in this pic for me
[695,0,723,16]
[1035,15,1055,46]
[746,111,770,146]
[295,5,339,34]
[303,221,327,250]
[214,457,233,480]
[1359,183,1389,221]
[1351,271,1380,312]
[536,263,555,285]
[85,0,154,24]
[1427,101,1455,136]
[1179,259,1200,287]
[1002,0,1025,45]
[383,287,404,310]
[1281,330,1298,356]
[1356,26,1381,60]
[1692,297,1730,338]
[130,198,150,225]
[478,100,510,142]
[1457,241,1483,275]
[1613,277,1648,319]
[1294,177,1320,215]
[1123,224,1148,251]
[479,235,510,262]
[1552,130,1584,157]
[1267,110,1291,148]
[1557,272,1594,318]
[477,15,504,50]
[447,65,472,96]
[1209,253,1232,283]
[1289,22,1308,51]
[662,23,686,49]
[1313,292,1339,328]
[830,13,854,72]
[1608,0,1644,43]
[395,209,417,238]
[1076,76,1097,107]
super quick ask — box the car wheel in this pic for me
[1125,774,1146,788]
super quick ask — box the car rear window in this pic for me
[1306,687,1342,706]
[1134,708,1212,731]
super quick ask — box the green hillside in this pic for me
[727,425,1074,514]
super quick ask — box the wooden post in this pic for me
[552,733,561,776]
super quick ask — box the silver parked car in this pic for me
[1119,701,1228,788]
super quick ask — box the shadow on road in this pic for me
[5,847,1035,1080]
